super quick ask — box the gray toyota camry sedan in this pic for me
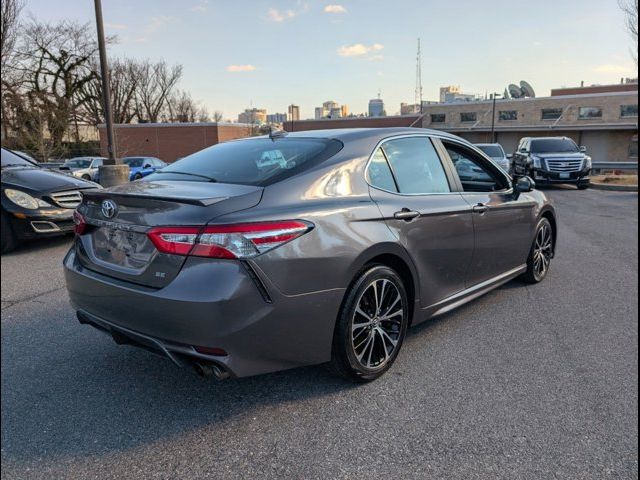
[64,127,556,382]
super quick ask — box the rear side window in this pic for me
[368,137,451,194]
[151,138,343,186]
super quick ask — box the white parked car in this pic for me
[63,157,106,181]
[475,143,511,174]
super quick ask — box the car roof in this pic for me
[475,143,502,147]
[283,127,461,142]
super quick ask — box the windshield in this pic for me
[122,157,146,168]
[2,148,38,168]
[148,137,343,186]
[65,158,92,168]
[531,138,579,153]
[476,145,504,158]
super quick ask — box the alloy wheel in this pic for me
[351,278,404,370]
[533,223,553,279]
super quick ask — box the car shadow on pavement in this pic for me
[0,316,360,463]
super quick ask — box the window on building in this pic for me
[460,112,477,122]
[498,110,517,121]
[621,104,638,118]
[578,107,603,119]
[541,108,563,120]
[430,113,445,123]
[630,135,638,159]
[374,137,451,194]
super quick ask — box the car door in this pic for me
[367,135,475,309]
[440,139,535,286]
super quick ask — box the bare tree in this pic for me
[619,0,638,64]
[166,89,198,122]
[212,110,223,122]
[12,20,100,152]
[79,57,142,125]
[135,60,182,122]
[0,0,23,68]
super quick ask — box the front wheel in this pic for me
[1,211,17,254]
[81,174,91,180]
[330,265,409,382]
[521,218,553,283]
[133,173,143,181]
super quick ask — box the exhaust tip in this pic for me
[192,362,230,380]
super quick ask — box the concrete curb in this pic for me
[590,182,638,192]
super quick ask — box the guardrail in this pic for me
[592,162,638,172]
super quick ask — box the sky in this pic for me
[24,0,639,120]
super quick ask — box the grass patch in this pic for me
[591,174,638,186]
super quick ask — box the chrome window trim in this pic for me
[364,133,459,197]
[364,133,514,197]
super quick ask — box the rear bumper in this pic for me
[63,247,344,378]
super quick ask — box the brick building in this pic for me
[98,122,252,162]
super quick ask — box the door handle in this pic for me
[394,209,420,221]
[472,203,489,214]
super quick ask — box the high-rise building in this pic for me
[314,107,325,120]
[238,108,267,124]
[439,85,478,103]
[314,100,347,119]
[266,113,288,124]
[341,105,349,117]
[368,97,385,117]
[288,104,300,121]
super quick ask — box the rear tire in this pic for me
[81,174,91,180]
[521,218,553,284]
[1,211,17,254]
[330,265,409,382]
[577,182,589,190]
[133,173,143,181]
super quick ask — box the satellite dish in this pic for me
[508,84,523,98]
[520,80,536,98]
[503,88,510,99]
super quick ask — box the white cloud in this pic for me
[144,16,176,34]
[593,63,634,74]
[324,4,347,13]
[105,22,127,30]
[226,64,257,72]
[337,43,383,57]
[268,8,297,22]
[191,1,209,13]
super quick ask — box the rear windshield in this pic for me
[148,137,343,186]
[531,138,579,153]
[476,145,504,157]
[65,158,92,168]
[122,157,146,168]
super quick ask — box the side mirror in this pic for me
[579,146,587,153]
[514,176,535,193]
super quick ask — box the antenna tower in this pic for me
[414,38,423,114]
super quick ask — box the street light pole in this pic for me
[490,92,501,143]
[93,0,129,186]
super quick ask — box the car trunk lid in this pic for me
[75,180,263,288]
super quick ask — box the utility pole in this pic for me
[93,0,129,186]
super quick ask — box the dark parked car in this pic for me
[64,128,556,382]
[1,148,99,253]
[512,136,591,189]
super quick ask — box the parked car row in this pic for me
[61,156,167,183]
[474,136,591,189]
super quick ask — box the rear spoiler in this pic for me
[81,190,229,207]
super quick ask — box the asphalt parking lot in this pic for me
[1,187,638,479]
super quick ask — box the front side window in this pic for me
[499,110,517,121]
[460,112,477,122]
[444,142,508,192]
[65,158,92,169]
[541,108,563,120]
[578,106,603,119]
[370,137,450,194]
[621,104,638,118]
[91,158,103,167]
[430,113,445,123]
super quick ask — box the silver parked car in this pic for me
[64,128,556,382]
[475,143,511,173]
[63,157,106,181]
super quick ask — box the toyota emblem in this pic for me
[101,199,117,219]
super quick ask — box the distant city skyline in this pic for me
[25,0,638,120]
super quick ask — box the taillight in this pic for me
[73,210,87,235]
[147,220,313,259]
